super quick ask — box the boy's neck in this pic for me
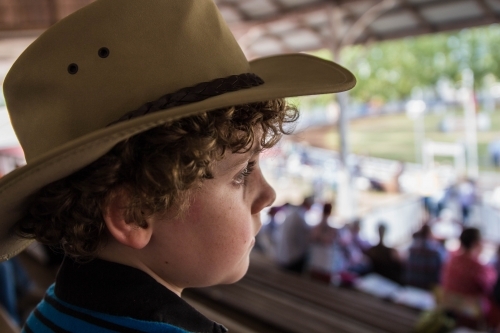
[98,241,184,297]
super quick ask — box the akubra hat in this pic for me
[0,0,355,261]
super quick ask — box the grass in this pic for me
[296,109,500,170]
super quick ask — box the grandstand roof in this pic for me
[1,0,500,84]
[1,0,500,60]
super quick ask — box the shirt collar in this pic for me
[55,257,228,333]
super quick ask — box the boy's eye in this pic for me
[233,161,256,186]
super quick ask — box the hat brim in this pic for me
[0,53,355,261]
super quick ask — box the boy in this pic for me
[0,0,355,332]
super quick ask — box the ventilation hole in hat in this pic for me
[67,63,79,74]
[98,47,110,58]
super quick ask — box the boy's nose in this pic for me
[251,174,276,215]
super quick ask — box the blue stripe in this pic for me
[34,308,71,333]
[23,311,54,333]
[36,296,117,333]
[40,284,190,333]
[44,294,145,333]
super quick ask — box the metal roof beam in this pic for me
[216,1,253,21]
[338,0,398,48]
[356,15,500,44]
[340,1,381,46]
[384,0,489,15]
[475,0,499,20]
[399,0,436,33]
[224,0,372,27]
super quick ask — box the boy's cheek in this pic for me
[253,213,263,232]
[180,197,204,226]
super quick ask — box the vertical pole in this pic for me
[456,146,466,177]
[329,5,354,220]
[417,114,426,166]
[336,71,349,168]
[329,6,346,166]
[413,119,419,164]
[462,68,479,179]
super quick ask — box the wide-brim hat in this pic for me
[0,0,355,261]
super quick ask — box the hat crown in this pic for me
[4,0,250,162]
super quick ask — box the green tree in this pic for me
[310,24,500,103]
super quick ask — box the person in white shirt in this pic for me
[275,197,314,274]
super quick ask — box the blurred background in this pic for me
[2,1,500,332]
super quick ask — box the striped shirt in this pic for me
[23,285,189,333]
[22,258,227,333]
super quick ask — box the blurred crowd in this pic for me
[256,199,500,331]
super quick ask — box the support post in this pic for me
[462,68,479,179]
[329,5,355,220]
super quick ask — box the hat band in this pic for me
[108,73,264,126]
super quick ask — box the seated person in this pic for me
[441,228,497,329]
[348,218,371,252]
[341,218,371,276]
[275,196,314,274]
[308,203,340,283]
[365,223,403,284]
[0,0,356,332]
[254,206,280,257]
[404,224,443,290]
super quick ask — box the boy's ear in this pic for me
[103,191,153,250]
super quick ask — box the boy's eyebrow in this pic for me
[249,145,262,156]
[219,145,262,173]
[235,144,262,160]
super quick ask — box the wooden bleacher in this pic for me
[185,252,420,333]
[18,249,420,333]
[188,279,389,333]
[246,268,417,332]
[185,298,263,333]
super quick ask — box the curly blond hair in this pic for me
[17,99,298,261]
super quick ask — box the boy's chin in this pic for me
[219,263,250,285]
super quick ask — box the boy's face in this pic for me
[141,140,276,292]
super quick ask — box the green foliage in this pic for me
[308,24,500,103]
